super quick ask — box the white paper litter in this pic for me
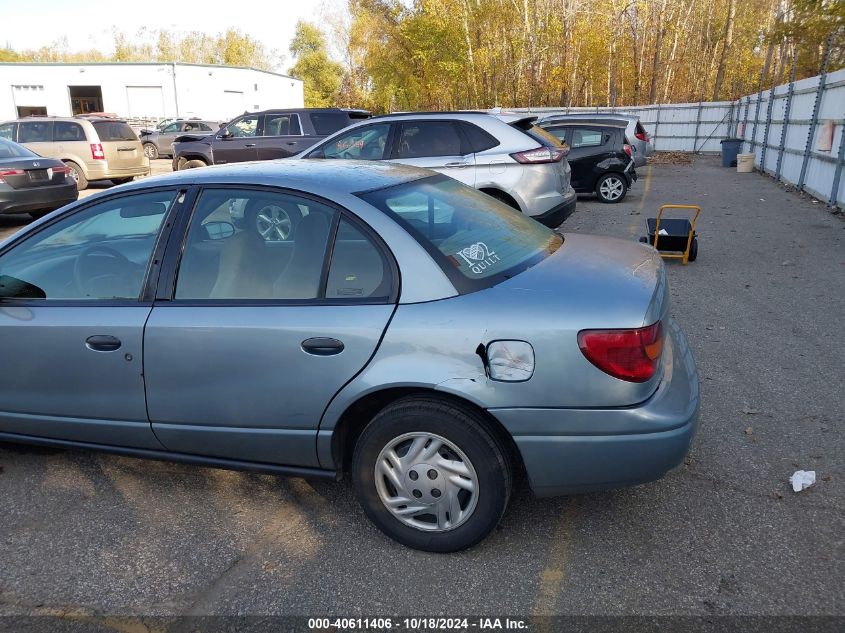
[789,470,816,492]
[658,229,669,235]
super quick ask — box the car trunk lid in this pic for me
[480,233,669,407]
[0,157,68,190]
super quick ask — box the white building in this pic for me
[0,62,304,123]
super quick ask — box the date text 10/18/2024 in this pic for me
[308,618,528,630]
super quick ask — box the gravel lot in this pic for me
[0,157,842,621]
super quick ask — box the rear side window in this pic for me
[461,122,499,152]
[18,121,52,143]
[325,219,391,300]
[310,112,353,136]
[571,128,604,148]
[263,114,302,136]
[0,137,36,158]
[92,121,138,142]
[360,175,562,292]
[54,122,86,142]
[394,121,465,158]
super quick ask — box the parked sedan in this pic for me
[0,137,78,218]
[298,112,577,228]
[0,160,699,552]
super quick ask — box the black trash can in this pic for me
[720,138,743,167]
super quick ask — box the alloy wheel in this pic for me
[599,176,625,201]
[255,204,293,241]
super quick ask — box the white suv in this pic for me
[298,112,577,227]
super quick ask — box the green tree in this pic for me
[288,21,344,107]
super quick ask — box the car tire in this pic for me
[111,177,134,185]
[182,159,207,170]
[595,173,627,203]
[65,161,87,191]
[688,237,698,262]
[143,143,159,160]
[352,396,511,553]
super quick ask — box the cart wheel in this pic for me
[688,237,698,262]
[639,236,648,244]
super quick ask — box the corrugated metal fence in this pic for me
[507,67,845,209]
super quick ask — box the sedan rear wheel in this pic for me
[352,396,511,552]
[596,173,627,203]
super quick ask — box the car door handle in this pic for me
[445,161,470,167]
[286,142,298,146]
[85,335,122,352]
[244,143,256,147]
[301,337,344,356]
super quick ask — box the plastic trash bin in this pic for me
[720,138,743,167]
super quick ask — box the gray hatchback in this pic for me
[0,160,699,552]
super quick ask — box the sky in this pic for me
[0,0,344,69]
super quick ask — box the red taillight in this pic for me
[635,132,649,142]
[577,321,664,383]
[623,143,632,157]
[0,168,24,182]
[53,165,71,175]
[510,147,565,164]
[90,143,105,160]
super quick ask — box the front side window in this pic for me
[162,123,181,133]
[18,121,52,143]
[317,124,390,160]
[395,121,464,158]
[360,175,561,291]
[226,116,259,138]
[0,191,175,300]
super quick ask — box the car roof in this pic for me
[245,108,371,116]
[115,159,431,197]
[541,117,628,128]
[367,111,538,127]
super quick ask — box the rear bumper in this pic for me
[86,162,150,181]
[530,188,577,228]
[489,318,700,496]
[0,182,79,215]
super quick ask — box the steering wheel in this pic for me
[73,245,140,298]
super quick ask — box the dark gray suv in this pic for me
[171,108,370,171]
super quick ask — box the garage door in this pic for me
[222,90,245,118]
[126,86,166,118]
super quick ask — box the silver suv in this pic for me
[299,112,577,227]
[0,116,150,190]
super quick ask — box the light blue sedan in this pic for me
[0,160,699,551]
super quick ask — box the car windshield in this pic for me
[0,137,37,159]
[92,121,138,142]
[359,175,562,292]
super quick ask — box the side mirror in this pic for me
[219,128,233,140]
[203,221,235,241]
